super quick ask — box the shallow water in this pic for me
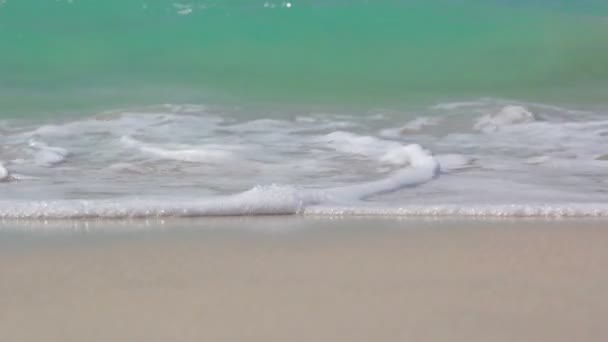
[1,99,607,219]
[1,1,607,221]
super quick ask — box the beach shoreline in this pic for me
[1,217,607,341]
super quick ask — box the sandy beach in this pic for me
[1,218,607,341]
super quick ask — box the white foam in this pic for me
[304,203,608,218]
[173,3,193,15]
[1,100,607,222]
[324,144,439,200]
[29,140,69,166]
[120,136,235,163]
[320,131,387,154]
[0,144,439,219]
[0,189,301,219]
[435,154,475,172]
[474,105,536,132]
[319,131,417,165]
[399,117,440,132]
[379,116,441,138]
[0,162,9,181]
[378,146,417,165]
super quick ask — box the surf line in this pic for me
[0,144,439,219]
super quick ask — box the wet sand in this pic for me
[1,218,607,341]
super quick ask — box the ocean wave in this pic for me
[0,99,607,221]
[0,144,438,219]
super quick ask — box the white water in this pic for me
[1,99,607,220]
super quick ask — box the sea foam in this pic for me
[1,100,607,221]
[0,144,439,219]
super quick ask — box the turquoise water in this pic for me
[1,0,608,115]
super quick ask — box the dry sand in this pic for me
[1,218,607,341]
